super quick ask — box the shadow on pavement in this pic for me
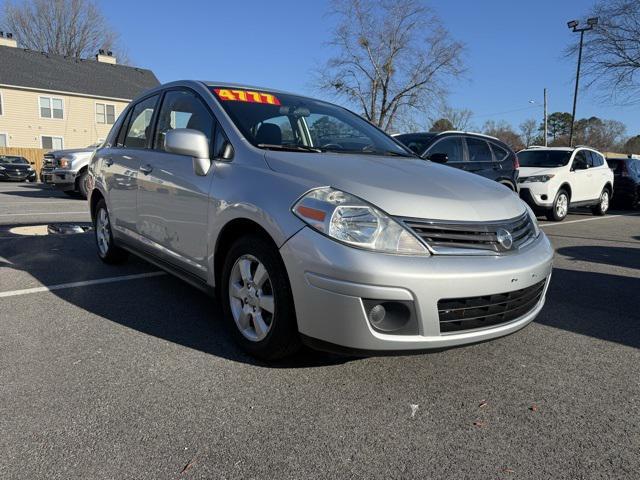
[0,229,350,369]
[557,245,640,270]
[537,267,640,349]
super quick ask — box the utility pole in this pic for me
[543,88,548,147]
[567,17,598,147]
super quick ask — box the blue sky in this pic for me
[100,0,638,135]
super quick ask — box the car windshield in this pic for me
[0,156,28,165]
[518,150,571,167]
[211,86,413,157]
[395,133,436,155]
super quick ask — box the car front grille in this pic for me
[437,280,546,333]
[43,154,56,169]
[401,212,536,254]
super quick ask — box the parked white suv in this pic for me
[518,146,614,221]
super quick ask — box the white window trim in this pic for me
[40,135,64,150]
[38,95,65,120]
[95,101,117,125]
[0,132,9,147]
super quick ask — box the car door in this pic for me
[464,137,496,179]
[136,88,216,278]
[102,94,160,236]
[569,149,592,202]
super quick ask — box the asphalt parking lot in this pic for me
[1,181,639,480]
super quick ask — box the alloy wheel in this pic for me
[556,193,568,218]
[600,191,609,212]
[96,208,110,256]
[228,254,275,342]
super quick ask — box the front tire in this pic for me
[546,189,569,221]
[77,170,90,199]
[93,199,128,264]
[591,188,610,216]
[221,235,301,360]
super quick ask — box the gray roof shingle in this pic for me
[0,45,159,100]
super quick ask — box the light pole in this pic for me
[567,17,598,147]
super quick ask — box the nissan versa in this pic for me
[88,81,554,359]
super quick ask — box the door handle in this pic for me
[139,164,153,175]
[104,157,113,167]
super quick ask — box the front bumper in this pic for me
[280,227,554,352]
[40,168,77,189]
[0,169,37,181]
[519,182,555,210]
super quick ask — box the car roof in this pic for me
[394,130,501,141]
[201,80,318,101]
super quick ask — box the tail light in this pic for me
[513,154,520,169]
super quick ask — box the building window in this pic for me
[39,96,64,119]
[0,133,7,147]
[96,103,116,124]
[42,136,63,150]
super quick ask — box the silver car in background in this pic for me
[41,143,101,198]
[88,81,553,359]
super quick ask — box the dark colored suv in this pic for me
[607,155,640,208]
[394,131,519,191]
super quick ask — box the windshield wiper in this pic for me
[257,143,323,153]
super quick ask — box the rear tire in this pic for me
[93,199,128,264]
[221,235,301,360]
[546,189,569,221]
[591,188,610,216]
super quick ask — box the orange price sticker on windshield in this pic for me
[213,88,281,106]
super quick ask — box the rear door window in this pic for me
[465,137,493,162]
[590,151,604,167]
[490,142,509,162]
[425,136,465,163]
[123,95,159,149]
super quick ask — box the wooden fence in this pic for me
[0,147,48,176]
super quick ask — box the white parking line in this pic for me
[540,212,640,227]
[0,272,166,298]
[0,201,82,205]
[0,211,88,217]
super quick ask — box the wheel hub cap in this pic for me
[228,255,275,342]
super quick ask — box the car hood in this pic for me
[264,152,526,221]
[519,166,561,177]
[49,148,95,158]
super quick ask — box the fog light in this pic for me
[362,299,418,335]
[541,194,548,201]
[368,304,386,326]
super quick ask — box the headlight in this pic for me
[58,157,72,168]
[523,203,540,237]
[292,187,429,255]
[523,174,554,183]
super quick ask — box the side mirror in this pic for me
[30,161,35,165]
[428,152,449,164]
[165,128,211,176]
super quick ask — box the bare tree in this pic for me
[519,118,538,147]
[567,0,640,103]
[432,104,474,131]
[317,0,464,131]
[483,120,525,151]
[1,0,127,61]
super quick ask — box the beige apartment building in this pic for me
[0,34,158,150]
